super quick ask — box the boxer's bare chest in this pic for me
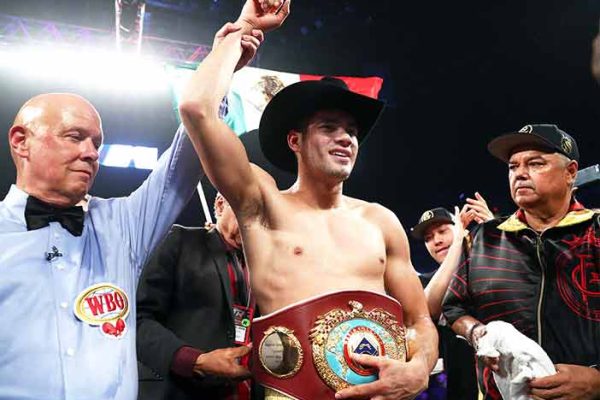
[243,202,387,313]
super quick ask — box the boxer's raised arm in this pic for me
[178,0,290,216]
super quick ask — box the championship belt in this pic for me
[251,290,407,400]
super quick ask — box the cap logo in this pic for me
[560,134,573,155]
[74,283,129,339]
[518,125,533,134]
[419,210,434,224]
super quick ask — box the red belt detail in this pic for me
[251,290,404,400]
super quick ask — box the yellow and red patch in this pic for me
[74,283,129,339]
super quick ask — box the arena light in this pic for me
[99,144,158,169]
[0,45,170,94]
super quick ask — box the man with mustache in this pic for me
[443,124,600,400]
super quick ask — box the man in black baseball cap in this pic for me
[411,207,480,400]
[411,208,454,248]
[411,195,494,316]
[444,124,600,400]
[410,199,494,400]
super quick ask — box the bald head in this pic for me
[11,93,102,161]
[9,93,104,207]
[12,93,101,133]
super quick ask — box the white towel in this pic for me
[476,321,556,400]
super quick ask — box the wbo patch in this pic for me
[74,283,129,339]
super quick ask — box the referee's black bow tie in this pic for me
[24,196,85,237]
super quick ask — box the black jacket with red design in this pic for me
[443,202,600,399]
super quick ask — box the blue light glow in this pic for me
[99,144,158,170]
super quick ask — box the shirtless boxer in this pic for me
[178,1,438,399]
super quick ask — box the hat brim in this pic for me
[487,133,558,162]
[410,216,453,240]
[259,80,385,173]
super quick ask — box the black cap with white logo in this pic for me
[410,207,453,240]
[487,124,579,162]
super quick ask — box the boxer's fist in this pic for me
[237,0,291,33]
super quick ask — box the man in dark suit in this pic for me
[136,193,253,400]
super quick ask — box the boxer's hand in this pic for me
[334,354,428,400]
[237,0,291,33]
[193,345,252,379]
[529,364,600,400]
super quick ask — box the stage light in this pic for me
[99,144,158,169]
[0,45,170,94]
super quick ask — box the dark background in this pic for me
[1,0,599,272]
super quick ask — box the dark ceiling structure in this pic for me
[1,0,599,271]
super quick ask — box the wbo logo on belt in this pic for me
[309,300,406,389]
[252,291,407,399]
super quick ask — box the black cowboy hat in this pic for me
[258,76,385,172]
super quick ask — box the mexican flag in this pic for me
[168,65,383,136]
